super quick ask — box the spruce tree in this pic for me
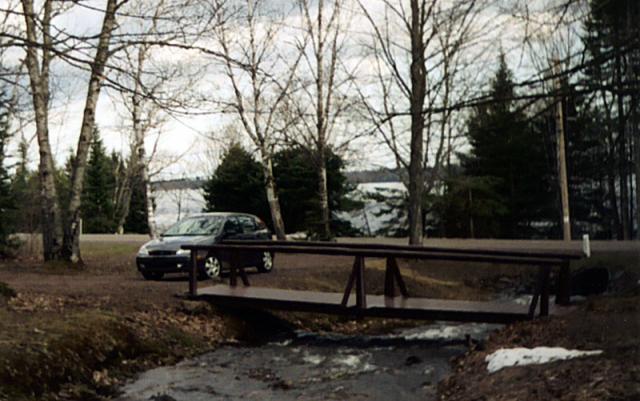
[81,130,117,233]
[202,144,270,223]
[10,139,41,233]
[123,173,149,233]
[202,143,357,236]
[0,96,16,256]
[273,146,357,236]
[460,55,553,238]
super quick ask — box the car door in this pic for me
[221,216,252,267]
[252,216,271,240]
[236,215,262,265]
[222,217,243,240]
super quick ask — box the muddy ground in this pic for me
[0,236,639,400]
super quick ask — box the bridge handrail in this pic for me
[183,243,572,266]
[220,239,585,260]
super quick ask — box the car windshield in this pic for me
[162,216,225,236]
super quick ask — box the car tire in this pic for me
[202,255,222,279]
[257,251,274,273]
[141,271,164,280]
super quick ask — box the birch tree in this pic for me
[289,0,356,240]
[18,0,121,261]
[214,0,303,239]
[19,0,64,260]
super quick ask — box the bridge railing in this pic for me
[183,240,584,319]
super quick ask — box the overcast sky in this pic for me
[1,0,585,179]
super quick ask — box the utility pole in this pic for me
[554,60,571,241]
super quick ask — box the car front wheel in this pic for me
[203,255,222,279]
[257,251,274,273]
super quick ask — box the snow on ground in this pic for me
[401,322,500,341]
[485,347,603,373]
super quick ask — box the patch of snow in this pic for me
[286,232,308,240]
[331,353,377,373]
[401,322,499,341]
[302,354,325,365]
[485,347,603,373]
[335,354,362,368]
[510,295,533,306]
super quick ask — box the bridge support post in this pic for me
[540,266,550,317]
[189,249,198,296]
[342,256,366,308]
[355,256,366,308]
[384,257,408,298]
[229,250,237,287]
[556,261,571,305]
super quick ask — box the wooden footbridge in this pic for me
[183,240,585,324]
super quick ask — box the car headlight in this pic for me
[137,245,149,256]
[176,249,191,257]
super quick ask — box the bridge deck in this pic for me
[196,285,549,324]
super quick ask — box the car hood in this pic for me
[144,235,216,252]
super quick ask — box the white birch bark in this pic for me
[63,0,119,263]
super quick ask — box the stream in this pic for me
[115,322,500,401]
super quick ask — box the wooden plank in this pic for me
[183,244,566,266]
[221,239,584,259]
[195,285,534,324]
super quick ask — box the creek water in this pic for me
[115,322,499,401]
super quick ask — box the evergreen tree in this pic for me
[581,0,640,239]
[273,146,358,236]
[81,130,117,233]
[0,96,17,257]
[202,144,270,223]
[202,143,358,236]
[10,139,41,233]
[460,55,553,238]
[123,173,150,233]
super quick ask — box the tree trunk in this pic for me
[114,127,145,234]
[20,0,64,261]
[143,169,158,239]
[616,50,630,240]
[408,0,426,246]
[261,154,286,240]
[317,149,331,240]
[633,98,640,239]
[62,0,118,263]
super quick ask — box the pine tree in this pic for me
[202,144,270,223]
[81,130,117,233]
[10,139,40,233]
[581,0,640,239]
[460,55,553,238]
[273,146,357,236]
[202,143,358,236]
[0,96,17,257]
[123,173,149,233]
